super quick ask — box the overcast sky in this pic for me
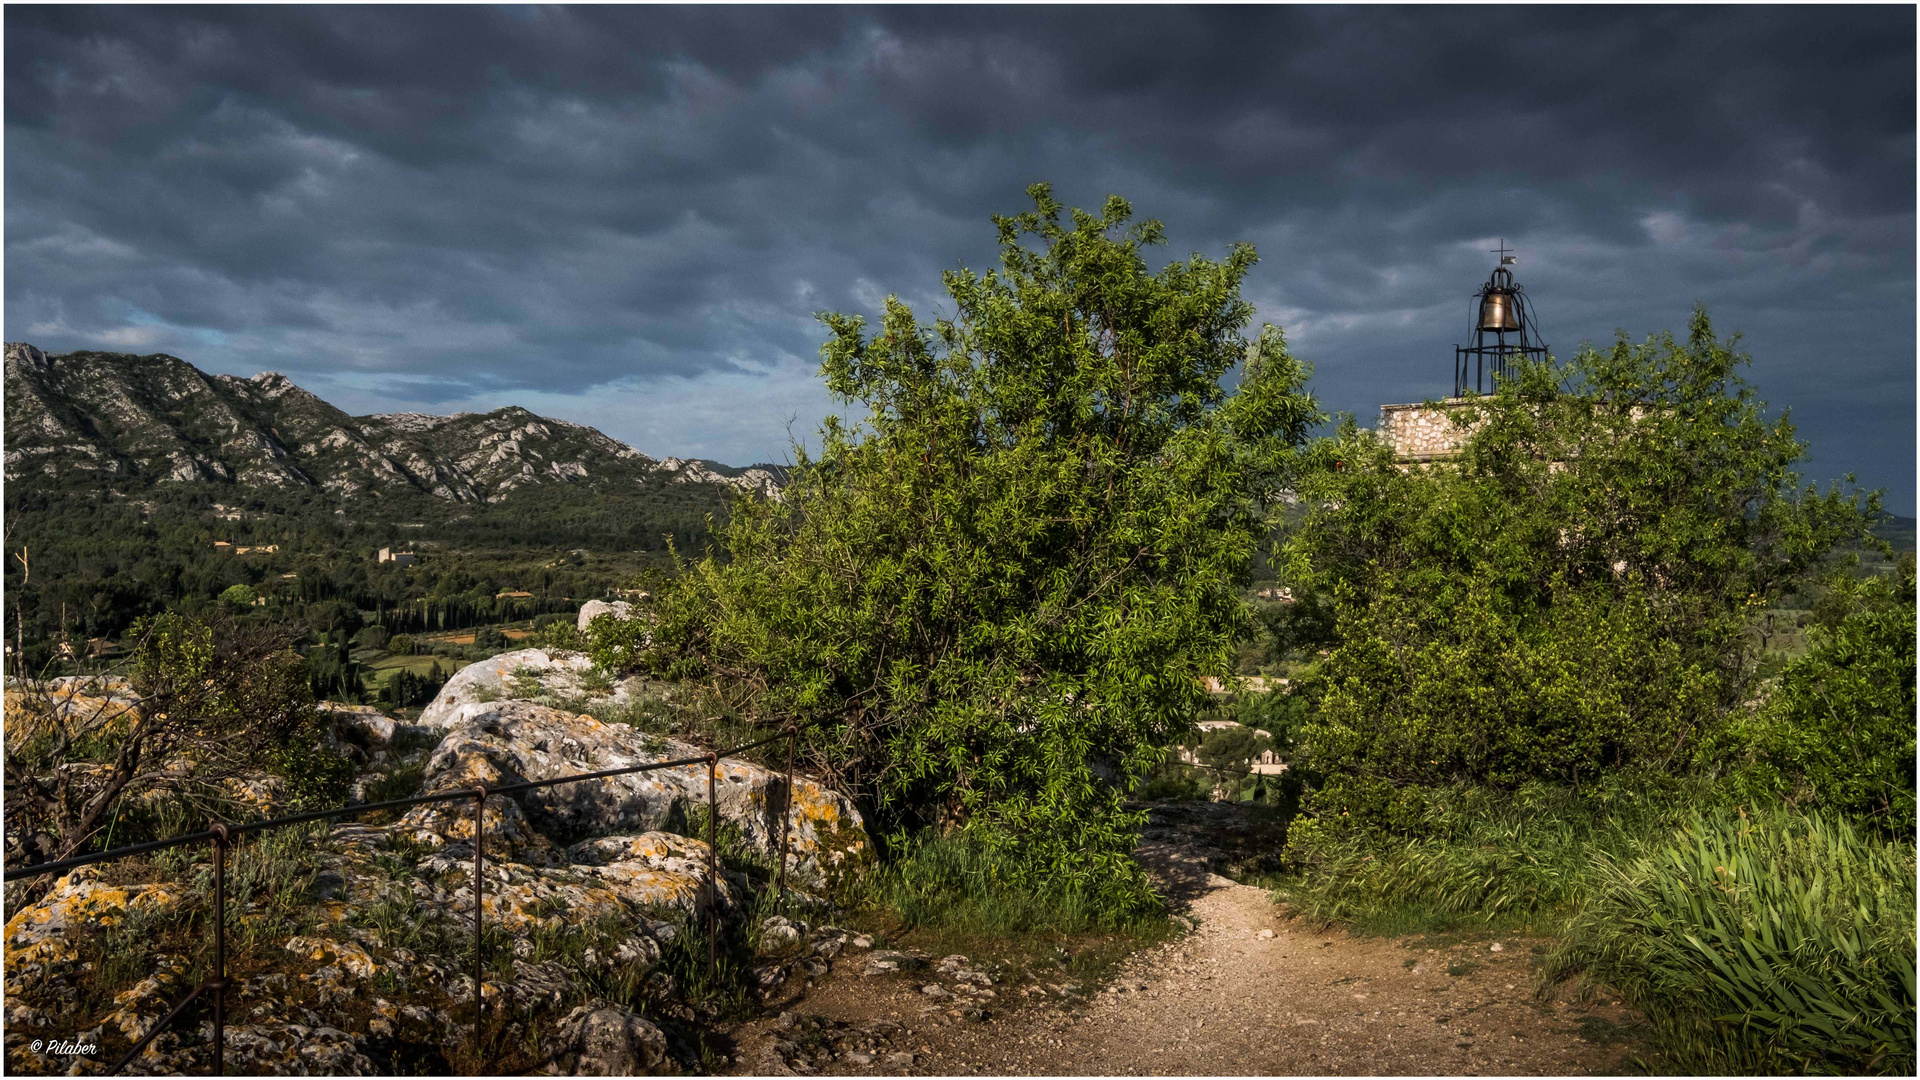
[7,5,1914,511]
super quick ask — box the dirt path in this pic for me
[730,804,1650,1075]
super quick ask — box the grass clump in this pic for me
[1545,807,1915,1075]
[867,831,1164,937]
[1275,776,1683,936]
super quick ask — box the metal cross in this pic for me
[1491,238,1514,263]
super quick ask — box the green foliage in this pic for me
[1198,725,1264,776]
[1547,808,1915,1075]
[632,184,1319,915]
[583,611,648,671]
[218,583,257,611]
[865,830,1162,935]
[304,643,364,703]
[1278,774,1692,935]
[128,613,354,813]
[384,661,448,709]
[1716,557,1916,834]
[1284,311,1876,807]
[471,624,508,652]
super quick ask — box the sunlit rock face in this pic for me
[413,697,869,892]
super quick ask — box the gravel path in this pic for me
[731,805,1650,1075]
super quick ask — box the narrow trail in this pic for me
[731,803,1651,1076]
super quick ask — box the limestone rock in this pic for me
[396,790,562,866]
[418,648,652,726]
[323,702,397,745]
[551,1002,670,1075]
[864,950,924,976]
[576,600,636,633]
[3,865,182,974]
[418,648,588,727]
[415,699,869,891]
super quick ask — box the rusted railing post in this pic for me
[705,753,718,987]
[210,823,229,1077]
[777,730,795,904]
[471,783,487,1065]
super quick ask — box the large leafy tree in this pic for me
[626,184,1319,912]
[1281,310,1876,831]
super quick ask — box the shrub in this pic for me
[1547,807,1915,1075]
[1716,556,1916,835]
[627,184,1319,916]
[1284,312,1876,800]
[5,614,353,860]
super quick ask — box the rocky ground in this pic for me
[7,645,1653,1076]
[2,649,869,1076]
[727,802,1656,1077]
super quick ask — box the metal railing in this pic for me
[4,721,815,1075]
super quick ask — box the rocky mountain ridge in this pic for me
[3,342,783,505]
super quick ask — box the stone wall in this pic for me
[1378,398,1481,462]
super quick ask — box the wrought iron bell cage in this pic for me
[1454,259,1547,395]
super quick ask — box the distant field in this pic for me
[366,654,448,678]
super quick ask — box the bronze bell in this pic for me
[1477,289,1520,333]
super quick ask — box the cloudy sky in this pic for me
[6,5,1914,510]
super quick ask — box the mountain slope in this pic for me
[3,342,783,507]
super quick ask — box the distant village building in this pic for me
[377,547,416,567]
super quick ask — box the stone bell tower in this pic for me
[1380,242,1550,463]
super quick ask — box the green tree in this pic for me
[1719,555,1916,834]
[619,184,1319,914]
[1199,725,1264,777]
[1282,311,1876,835]
[218,583,258,611]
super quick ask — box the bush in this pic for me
[1547,808,1915,1075]
[5,614,353,860]
[471,625,507,652]
[629,184,1319,916]
[353,625,389,651]
[1284,312,1875,797]
[1716,557,1916,835]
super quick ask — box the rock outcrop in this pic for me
[576,599,636,632]
[414,698,869,892]
[548,1003,671,1075]
[417,647,659,728]
[1,649,874,1077]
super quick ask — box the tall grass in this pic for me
[1546,808,1915,1075]
[1275,779,1679,935]
[867,832,1163,936]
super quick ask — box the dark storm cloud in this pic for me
[5,5,1913,506]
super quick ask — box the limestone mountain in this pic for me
[3,342,783,508]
